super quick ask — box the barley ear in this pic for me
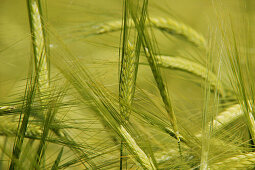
[155,56,225,97]
[95,17,206,48]
[119,42,138,120]
[119,0,144,168]
[0,106,16,116]
[52,35,156,169]
[119,125,156,170]
[195,104,242,138]
[149,17,206,48]
[128,0,180,142]
[28,0,50,102]
[210,152,255,169]
[144,49,180,141]
[213,104,242,130]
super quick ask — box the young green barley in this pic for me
[127,0,181,145]
[118,125,156,170]
[210,152,255,169]
[28,0,50,101]
[119,41,141,168]
[154,55,225,97]
[9,1,50,169]
[149,17,206,48]
[213,104,242,130]
[119,42,137,121]
[0,106,16,116]
[119,0,144,168]
[95,17,206,48]
[143,48,181,142]
[52,39,157,169]
[195,104,242,138]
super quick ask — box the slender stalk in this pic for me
[119,42,139,169]
[119,0,143,168]
[129,0,180,142]
[9,0,50,169]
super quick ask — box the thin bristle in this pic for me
[0,118,42,137]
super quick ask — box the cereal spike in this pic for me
[213,104,242,129]
[150,17,206,48]
[156,56,225,97]
[210,152,255,169]
[95,17,206,48]
[119,42,138,120]
[29,0,50,101]
[0,106,16,116]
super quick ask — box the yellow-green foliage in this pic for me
[1,0,255,170]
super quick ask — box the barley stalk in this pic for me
[155,55,225,97]
[119,1,134,168]
[9,1,50,169]
[52,41,157,169]
[127,0,181,142]
[144,49,180,141]
[210,152,255,169]
[9,1,47,167]
[95,17,206,48]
